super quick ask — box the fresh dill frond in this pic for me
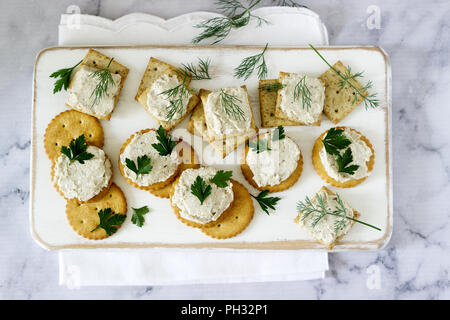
[89,57,116,106]
[272,0,307,7]
[309,44,380,109]
[159,72,192,121]
[293,76,312,110]
[219,89,246,120]
[297,193,381,232]
[234,43,268,80]
[182,58,212,80]
[259,82,286,92]
[192,0,268,44]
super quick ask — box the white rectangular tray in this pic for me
[30,45,392,250]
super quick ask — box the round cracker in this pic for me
[201,180,254,239]
[118,128,181,191]
[51,153,113,203]
[240,136,303,192]
[312,126,375,188]
[169,176,238,229]
[149,141,200,198]
[66,183,127,240]
[44,110,104,162]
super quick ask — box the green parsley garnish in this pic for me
[336,147,359,175]
[272,126,285,141]
[125,155,153,178]
[248,138,271,153]
[151,126,177,156]
[131,206,150,228]
[49,60,82,94]
[210,170,233,188]
[60,134,94,165]
[191,176,212,205]
[259,82,286,92]
[90,208,126,236]
[321,127,351,156]
[251,190,281,215]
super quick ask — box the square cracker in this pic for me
[67,49,129,120]
[259,79,303,128]
[319,60,368,124]
[294,186,361,250]
[187,102,251,159]
[199,86,258,141]
[274,72,322,126]
[135,57,199,131]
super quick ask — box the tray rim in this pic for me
[30,44,393,251]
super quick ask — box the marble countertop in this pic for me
[1,0,449,299]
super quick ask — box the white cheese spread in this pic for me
[204,87,252,136]
[53,146,112,201]
[172,167,234,224]
[279,74,325,124]
[67,65,121,117]
[120,130,180,186]
[246,132,301,187]
[146,73,191,121]
[297,189,355,246]
[319,128,372,182]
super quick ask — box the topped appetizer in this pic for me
[312,126,375,188]
[64,49,129,120]
[135,57,200,131]
[241,126,303,192]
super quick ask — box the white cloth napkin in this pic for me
[58,7,329,288]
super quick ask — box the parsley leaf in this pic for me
[210,170,232,188]
[322,127,351,156]
[336,148,359,175]
[251,190,281,215]
[248,138,271,154]
[60,134,94,165]
[49,60,82,94]
[90,208,126,236]
[131,206,149,227]
[272,125,285,141]
[151,126,177,156]
[191,176,212,204]
[125,155,153,178]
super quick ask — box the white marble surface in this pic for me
[0,0,449,299]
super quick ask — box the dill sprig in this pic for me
[272,0,307,7]
[293,75,312,110]
[297,193,381,232]
[219,89,246,120]
[309,44,379,109]
[193,0,268,44]
[159,72,192,121]
[89,57,116,106]
[259,82,286,92]
[182,58,212,80]
[234,43,268,80]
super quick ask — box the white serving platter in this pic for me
[30,45,392,250]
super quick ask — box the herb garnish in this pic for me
[151,126,177,156]
[336,147,359,175]
[131,206,149,227]
[89,57,116,106]
[234,43,268,80]
[90,208,126,236]
[248,138,271,153]
[60,134,94,165]
[273,0,307,7]
[159,72,192,121]
[309,44,379,109]
[260,82,286,92]
[191,176,212,204]
[321,127,351,156]
[182,58,212,80]
[297,193,381,232]
[210,170,233,188]
[293,75,312,110]
[272,125,285,141]
[251,190,281,215]
[219,89,246,120]
[50,60,82,94]
[125,155,153,178]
